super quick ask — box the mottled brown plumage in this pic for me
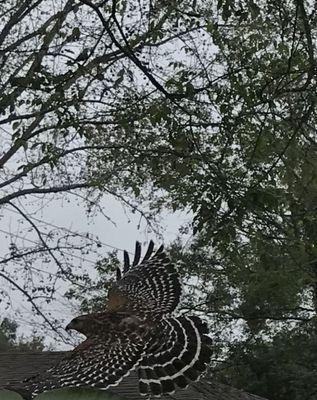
[8,241,212,399]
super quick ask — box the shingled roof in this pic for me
[0,352,268,400]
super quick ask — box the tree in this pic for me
[1,0,200,342]
[0,318,44,352]
[79,4,317,398]
[1,1,317,399]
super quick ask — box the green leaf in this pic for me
[0,390,22,399]
[12,121,21,131]
[185,82,195,98]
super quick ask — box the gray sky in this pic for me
[0,192,191,348]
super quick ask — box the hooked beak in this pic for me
[65,322,72,332]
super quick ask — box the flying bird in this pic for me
[8,241,212,399]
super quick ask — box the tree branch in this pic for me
[0,183,92,205]
[0,271,68,342]
[7,201,86,288]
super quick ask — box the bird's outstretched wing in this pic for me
[10,331,146,400]
[108,241,182,316]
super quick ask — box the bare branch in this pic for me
[0,183,92,205]
[0,271,68,342]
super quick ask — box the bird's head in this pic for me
[65,311,134,337]
[65,314,96,336]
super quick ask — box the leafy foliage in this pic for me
[0,318,44,352]
[217,325,317,400]
[1,1,317,399]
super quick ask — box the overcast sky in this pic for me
[0,189,191,348]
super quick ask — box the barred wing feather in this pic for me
[18,334,146,399]
[109,241,182,316]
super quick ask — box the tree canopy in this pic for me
[0,318,44,352]
[1,1,317,400]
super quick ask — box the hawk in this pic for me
[9,241,212,399]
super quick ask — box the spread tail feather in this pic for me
[138,315,212,396]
